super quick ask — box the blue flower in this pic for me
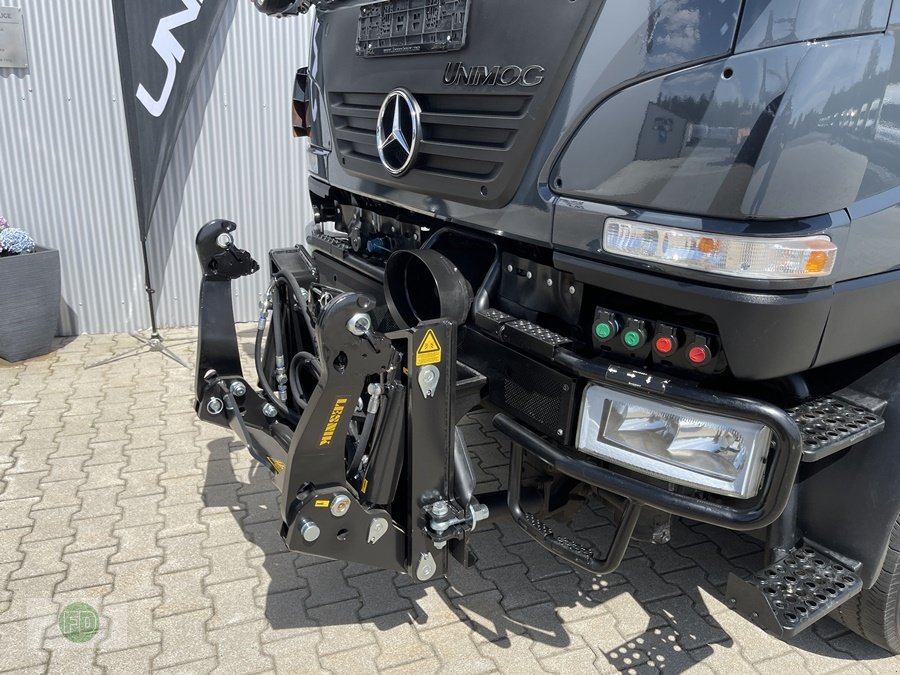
[0,228,35,255]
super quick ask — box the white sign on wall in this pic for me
[0,7,27,69]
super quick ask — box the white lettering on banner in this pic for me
[136,0,205,118]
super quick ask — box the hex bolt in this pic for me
[546,278,553,287]
[300,520,320,543]
[431,501,449,518]
[506,264,513,273]
[569,286,576,295]
[229,381,247,398]
[347,312,372,336]
[526,271,533,279]
[262,403,278,418]
[557,429,564,437]
[330,494,351,518]
[206,398,224,416]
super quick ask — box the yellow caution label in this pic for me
[416,329,442,366]
[267,457,285,474]
[361,479,369,494]
[314,499,330,508]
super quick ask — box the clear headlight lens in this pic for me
[576,385,772,498]
[603,218,837,279]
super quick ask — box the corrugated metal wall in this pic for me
[0,1,312,334]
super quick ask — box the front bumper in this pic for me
[499,347,805,532]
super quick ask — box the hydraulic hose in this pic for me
[276,270,317,351]
[288,351,321,410]
[254,298,298,425]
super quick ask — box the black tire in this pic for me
[834,517,900,653]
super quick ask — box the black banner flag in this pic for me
[112,0,230,242]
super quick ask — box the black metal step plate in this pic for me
[725,542,862,639]
[787,396,884,461]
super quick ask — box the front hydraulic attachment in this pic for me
[193,222,486,580]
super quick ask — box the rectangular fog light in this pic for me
[576,384,772,498]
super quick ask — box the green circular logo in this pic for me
[595,323,612,339]
[59,603,100,644]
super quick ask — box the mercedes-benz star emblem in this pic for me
[376,88,422,176]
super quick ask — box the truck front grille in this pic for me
[329,91,532,185]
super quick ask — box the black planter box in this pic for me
[0,247,61,362]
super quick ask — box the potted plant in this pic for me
[0,216,61,362]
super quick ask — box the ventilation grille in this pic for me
[329,91,532,181]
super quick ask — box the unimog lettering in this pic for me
[442,62,545,87]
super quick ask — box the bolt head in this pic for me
[431,500,449,517]
[557,429,564,437]
[506,265,514,273]
[216,233,233,249]
[569,286,576,295]
[546,278,553,287]
[262,403,278,418]
[526,271,533,279]
[229,381,247,397]
[330,494,352,518]
[206,398,224,416]
[300,520,320,543]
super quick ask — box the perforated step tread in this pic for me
[786,396,884,461]
[474,309,572,359]
[725,543,862,639]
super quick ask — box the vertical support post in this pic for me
[405,320,456,580]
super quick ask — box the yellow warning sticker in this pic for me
[314,499,330,508]
[416,329,442,366]
[361,479,369,494]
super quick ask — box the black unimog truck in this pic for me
[194,0,900,652]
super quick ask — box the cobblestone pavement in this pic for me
[2,328,900,674]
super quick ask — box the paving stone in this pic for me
[419,620,498,674]
[251,551,307,597]
[319,641,382,674]
[105,557,163,606]
[540,645,600,674]
[21,505,77,544]
[310,600,376,656]
[96,644,161,674]
[207,619,275,673]
[152,609,216,670]
[31,480,84,519]
[155,568,212,618]
[72,485,124,521]
[2,470,51,501]
[205,578,260,630]
[263,632,326,674]
[202,542,256,586]
[102,523,160,565]
[56,546,116,593]
[348,569,414,620]
[300,560,360,609]
[372,612,437,670]
[12,538,72,581]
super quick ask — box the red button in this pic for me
[688,346,711,365]
[655,336,675,355]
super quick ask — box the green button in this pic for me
[623,330,642,348]
[595,323,613,340]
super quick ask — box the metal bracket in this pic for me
[417,365,440,398]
